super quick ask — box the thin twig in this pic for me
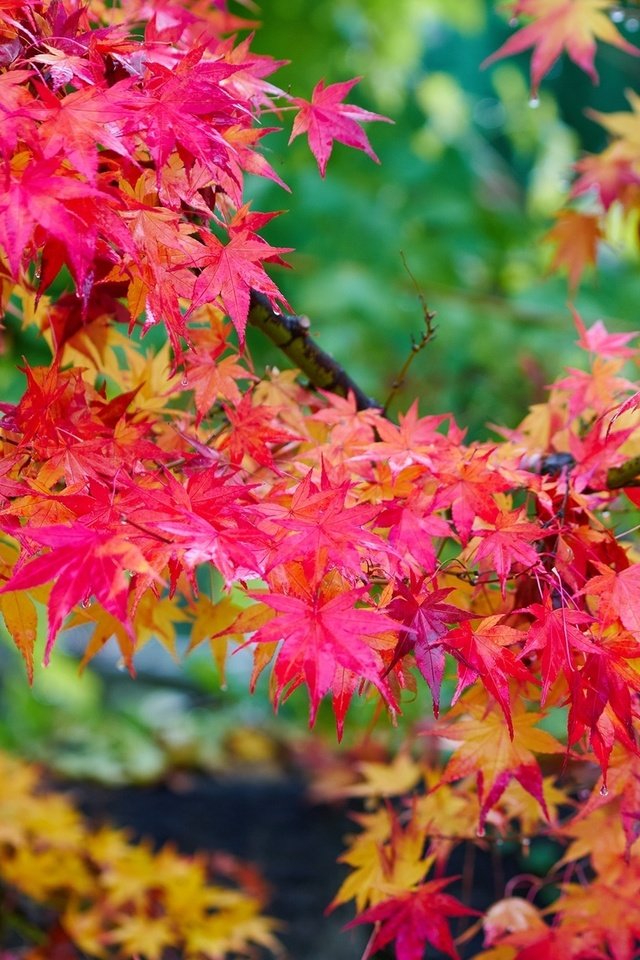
[382,254,437,416]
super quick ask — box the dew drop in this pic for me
[119,514,127,525]
[476,824,486,838]
[220,682,228,692]
[508,16,518,26]
[181,376,189,387]
[521,837,531,857]
[626,16,639,31]
[81,598,91,609]
[600,784,609,797]
[116,658,127,673]
[528,96,540,109]
[611,7,625,21]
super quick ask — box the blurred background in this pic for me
[247,0,640,435]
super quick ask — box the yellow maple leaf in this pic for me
[108,914,176,960]
[0,590,38,682]
[331,808,432,913]
[436,699,564,829]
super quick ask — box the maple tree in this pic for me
[1,0,640,958]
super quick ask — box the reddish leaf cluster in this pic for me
[1,2,640,959]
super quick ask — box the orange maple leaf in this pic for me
[544,211,603,290]
[434,700,564,831]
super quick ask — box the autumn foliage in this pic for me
[2,0,640,958]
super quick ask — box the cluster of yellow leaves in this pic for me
[0,751,279,960]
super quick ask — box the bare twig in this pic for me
[382,254,437,416]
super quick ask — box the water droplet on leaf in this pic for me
[611,7,625,22]
[509,16,518,26]
[528,96,540,109]
[181,376,189,387]
[476,824,485,838]
[600,784,609,797]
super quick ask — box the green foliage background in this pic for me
[247,0,640,436]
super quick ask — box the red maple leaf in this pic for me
[0,524,151,662]
[447,617,537,735]
[216,393,299,469]
[348,877,478,960]
[138,49,241,176]
[386,576,473,715]
[289,77,392,177]
[471,509,544,594]
[189,225,291,342]
[0,160,103,288]
[519,596,596,704]
[249,576,399,724]
[265,469,388,577]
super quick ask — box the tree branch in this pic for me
[606,456,640,489]
[537,451,640,490]
[248,290,379,411]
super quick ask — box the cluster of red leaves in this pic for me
[1,2,640,959]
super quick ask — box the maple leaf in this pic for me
[138,50,242,177]
[437,701,564,831]
[216,392,300,469]
[349,877,479,960]
[544,211,603,290]
[447,617,537,735]
[572,140,640,209]
[0,524,152,662]
[471,509,543,594]
[189,225,292,342]
[483,0,640,95]
[519,596,596,704]
[32,80,139,182]
[435,447,509,545]
[572,306,638,359]
[289,77,392,177]
[264,469,387,577]
[379,492,451,574]
[249,575,399,724]
[585,563,640,640]
[0,159,103,289]
[0,590,37,682]
[386,576,473,715]
[181,343,253,425]
[331,809,432,913]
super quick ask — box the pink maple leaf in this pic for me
[289,77,392,177]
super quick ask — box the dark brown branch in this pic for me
[606,456,640,489]
[247,290,379,411]
[536,451,640,491]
